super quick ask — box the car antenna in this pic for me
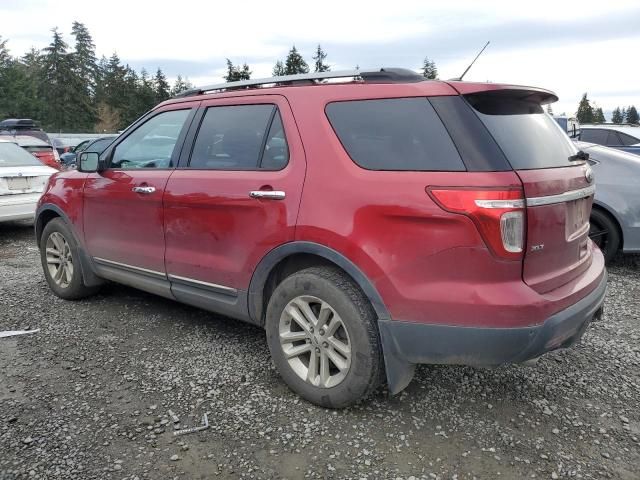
[450,41,490,81]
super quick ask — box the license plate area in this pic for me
[566,198,589,240]
[8,177,29,190]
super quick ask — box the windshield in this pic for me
[467,92,579,170]
[0,142,43,167]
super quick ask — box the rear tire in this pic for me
[589,209,620,264]
[265,266,382,408]
[40,218,100,300]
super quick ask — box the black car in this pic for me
[60,136,117,166]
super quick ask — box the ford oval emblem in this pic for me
[584,166,594,183]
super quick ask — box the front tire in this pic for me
[265,266,382,408]
[40,218,100,300]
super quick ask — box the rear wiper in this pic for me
[569,150,589,162]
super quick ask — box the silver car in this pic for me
[577,125,640,156]
[576,141,640,262]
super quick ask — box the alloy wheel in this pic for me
[45,232,74,288]
[279,295,352,388]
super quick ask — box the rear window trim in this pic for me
[324,96,468,173]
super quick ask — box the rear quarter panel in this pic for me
[285,84,533,327]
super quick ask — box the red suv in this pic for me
[35,68,606,408]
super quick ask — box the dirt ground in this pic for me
[1,221,639,479]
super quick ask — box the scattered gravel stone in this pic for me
[1,223,639,479]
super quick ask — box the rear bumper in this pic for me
[380,269,607,394]
[0,194,40,222]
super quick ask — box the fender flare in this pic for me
[247,241,391,325]
[247,241,415,394]
[35,204,103,287]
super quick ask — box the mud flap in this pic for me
[378,320,417,394]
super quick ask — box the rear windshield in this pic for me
[467,92,578,170]
[326,98,465,171]
[0,143,43,167]
[23,146,52,153]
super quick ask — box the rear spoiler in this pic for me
[446,81,558,105]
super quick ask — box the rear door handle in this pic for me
[249,190,286,200]
[132,186,156,194]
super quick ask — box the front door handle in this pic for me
[132,186,156,194]
[249,190,286,200]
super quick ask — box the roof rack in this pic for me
[174,68,424,98]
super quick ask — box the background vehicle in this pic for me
[576,124,640,155]
[59,136,116,166]
[0,118,52,144]
[574,141,640,262]
[553,115,580,138]
[12,135,61,170]
[35,69,606,408]
[0,139,56,223]
[52,137,88,155]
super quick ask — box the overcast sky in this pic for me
[2,0,639,117]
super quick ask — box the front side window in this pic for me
[110,109,190,169]
[189,104,288,170]
[580,129,608,145]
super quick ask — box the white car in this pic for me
[0,139,57,223]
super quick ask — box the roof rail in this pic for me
[174,68,424,98]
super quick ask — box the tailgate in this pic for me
[518,165,595,293]
[457,86,597,293]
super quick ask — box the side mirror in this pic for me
[77,152,104,172]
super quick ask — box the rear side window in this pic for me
[617,131,640,146]
[189,104,288,170]
[326,98,465,171]
[467,92,578,170]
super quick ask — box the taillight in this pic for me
[53,149,61,162]
[428,188,525,260]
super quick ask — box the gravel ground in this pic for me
[1,221,639,480]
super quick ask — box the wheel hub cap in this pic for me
[45,232,73,288]
[279,295,352,388]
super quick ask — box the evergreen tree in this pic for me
[138,68,157,109]
[284,46,309,75]
[70,21,97,130]
[0,36,10,68]
[223,59,251,82]
[171,75,189,96]
[626,106,639,125]
[611,107,623,124]
[576,93,594,124]
[312,45,330,72]
[41,28,75,131]
[272,60,286,77]
[121,66,141,126]
[153,68,170,103]
[421,57,438,79]
[0,24,198,133]
[103,53,127,109]
[593,107,605,123]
